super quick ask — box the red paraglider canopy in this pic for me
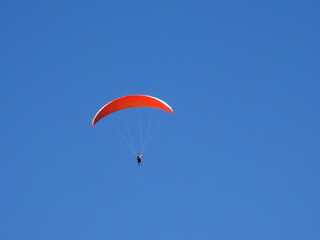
[92,95,174,126]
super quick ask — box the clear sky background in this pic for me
[1,0,320,239]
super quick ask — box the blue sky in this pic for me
[1,0,320,239]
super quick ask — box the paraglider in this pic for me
[92,94,174,165]
[136,153,143,166]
